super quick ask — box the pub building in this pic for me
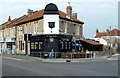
[27,3,102,58]
[29,34,72,58]
[28,3,73,58]
[0,2,85,57]
[0,2,103,58]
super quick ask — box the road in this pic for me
[0,56,2,77]
[2,56,118,76]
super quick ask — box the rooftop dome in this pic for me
[44,3,59,14]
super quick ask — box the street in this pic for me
[2,56,118,76]
[0,56,2,77]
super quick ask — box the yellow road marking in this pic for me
[2,56,43,62]
[2,56,31,62]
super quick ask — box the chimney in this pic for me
[8,16,11,22]
[66,2,72,18]
[72,13,77,19]
[106,29,110,35]
[27,9,33,15]
[96,28,99,34]
[115,29,118,36]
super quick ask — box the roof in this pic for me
[0,8,84,30]
[44,3,59,14]
[17,9,84,24]
[80,39,103,45]
[17,10,44,25]
[0,15,28,30]
[95,29,120,38]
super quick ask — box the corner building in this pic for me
[0,3,84,56]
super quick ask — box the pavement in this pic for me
[1,53,119,63]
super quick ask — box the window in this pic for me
[22,43,24,50]
[39,42,43,50]
[68,42,71,49]
[19,41,22,51]
[20,41,22,51]
[31,42,35,49]
[48,22,55,28]
[65,42,67,49]
[19,41,21,50]
[61,21,64,23]
[39,44,41,49]
[61,41,64,49]
[35,42,39,49]
[30,42,43,50]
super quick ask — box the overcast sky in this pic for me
[0,0,119,38]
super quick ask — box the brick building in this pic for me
[0,2,84,55]
[95,28,120,38]
[94,28,120,53]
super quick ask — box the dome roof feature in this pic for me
[44,3,59,14]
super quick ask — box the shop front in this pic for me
[29,34,73,58]
[0,38,16,54]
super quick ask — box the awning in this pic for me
[80,39,103,45]
[79,39,103,51]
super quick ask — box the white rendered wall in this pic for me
[43,15,59,34]
[98,38,108,45]
[94,38,107,45]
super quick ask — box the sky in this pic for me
[0,0,119,38]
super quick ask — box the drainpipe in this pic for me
[15,24,17,55]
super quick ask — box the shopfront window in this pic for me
[60,41,64,49]
[68,42,71,49]
[65,42,67,49]
[35,42,39,49]
[31,42,35,49]
[39,42,43,50]
[30,42,43,50]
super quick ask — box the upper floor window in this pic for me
[61,21,64,23]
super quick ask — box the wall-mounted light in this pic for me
[49,38,54,42]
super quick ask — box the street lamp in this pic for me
[109,26,116,57]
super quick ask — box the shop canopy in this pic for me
[79,39,103,51]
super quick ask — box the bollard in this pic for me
[71,53,72,59]
[55,52,56,59]
[40,52,42,58]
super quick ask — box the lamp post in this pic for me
[109,26,112,57]
[109,26,116,57]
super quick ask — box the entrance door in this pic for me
[43,38,59,52]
